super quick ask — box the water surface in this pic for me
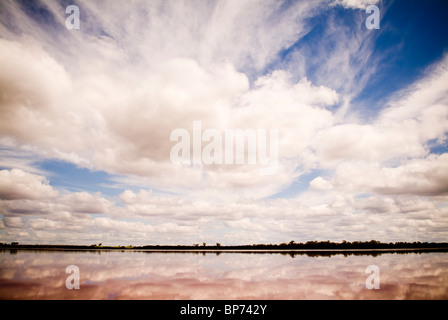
[0,250,447,299]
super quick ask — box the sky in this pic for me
[0,0,448,246]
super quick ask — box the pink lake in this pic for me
[1,250,447,300]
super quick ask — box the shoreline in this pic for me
[2,246,448,254]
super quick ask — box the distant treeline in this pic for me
[142,240,448,250]
[1,240,448,251]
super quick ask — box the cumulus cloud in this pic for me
[2,217,23,228]
[0,0,339,200]
[1,31,341,200]
[0,39,74,147]
[0,169,58,200]
[330,154,448,196]
[4,180,447,245]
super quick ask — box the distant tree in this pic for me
[216,243,221,247]
[202,242,206,247]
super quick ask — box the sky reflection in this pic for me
[0,250,447,300]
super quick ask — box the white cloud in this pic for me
[0,1,340,202]
[1,181,447,244]
[59,192,115,214]
[309,176,333,191]
[2,217,23,228]
[331,154,448,196]
[331,0,380,10]
[0,31,341,200]
[0,169,58,200]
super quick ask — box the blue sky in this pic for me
[1,0,448,245]
[36,160,117,195]
[356,0,448,113]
